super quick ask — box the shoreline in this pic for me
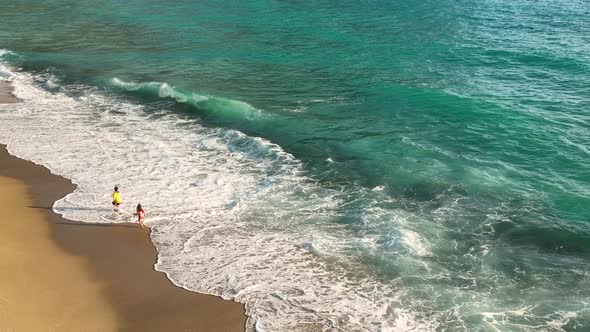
[0,80,19,103]
[0,142,246,330]
[0,174,118,330]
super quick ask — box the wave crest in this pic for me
[111,78,263,121]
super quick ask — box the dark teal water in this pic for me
[1,0,589,330]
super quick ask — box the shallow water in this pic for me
[1,0,589,330]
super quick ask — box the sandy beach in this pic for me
[0,82,246,331]
[0,175,118,330]
[0,80,19,103]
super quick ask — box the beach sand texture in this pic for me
[0,175,118,330]
[0,133,246,330]
[0,80,18,103]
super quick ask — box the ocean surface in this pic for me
[1,0,589,331]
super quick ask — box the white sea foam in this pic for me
[0,49,15,60]
[0,63,444,332]
[1,59,584,332]
[111,77,261,120]
[0,65,14,80]
[0,50,16,80]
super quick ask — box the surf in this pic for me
[2,0,590,328]
[111,78,263,122]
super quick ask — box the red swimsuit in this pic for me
[137,209,145,222]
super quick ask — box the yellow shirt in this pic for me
[112,191,121,204]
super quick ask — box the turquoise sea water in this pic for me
[1,0,589,330]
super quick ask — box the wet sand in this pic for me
[0,80,19,103]
[0,129,246,330]
[0,175,118,330]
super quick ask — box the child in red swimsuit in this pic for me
[135,204,146,228]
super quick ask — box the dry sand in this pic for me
[0,176,118,330]
[0,102,246,331]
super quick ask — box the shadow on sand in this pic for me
[55,221,139,228]
[28,205,111,212]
